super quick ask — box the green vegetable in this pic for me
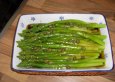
[18,59,105,69]
[17,19,106,69]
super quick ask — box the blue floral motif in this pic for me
[31,17,35,21]
[89,16,94,20]
[105,53,108,58]
[99,22,103,24]
[21,23,24,28]
[59,16,64,20]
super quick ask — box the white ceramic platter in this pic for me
[12,14,113,72]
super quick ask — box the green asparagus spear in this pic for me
[18,59,105,68]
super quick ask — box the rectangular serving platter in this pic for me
[11,14,114,73]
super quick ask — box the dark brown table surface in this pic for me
[0,0,115,82]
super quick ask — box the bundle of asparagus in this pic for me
[17,19,106,69]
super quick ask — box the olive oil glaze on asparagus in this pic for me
[17,19,106,69]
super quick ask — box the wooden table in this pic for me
[0,0,115,82]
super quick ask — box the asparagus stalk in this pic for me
[18,59,105,68]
